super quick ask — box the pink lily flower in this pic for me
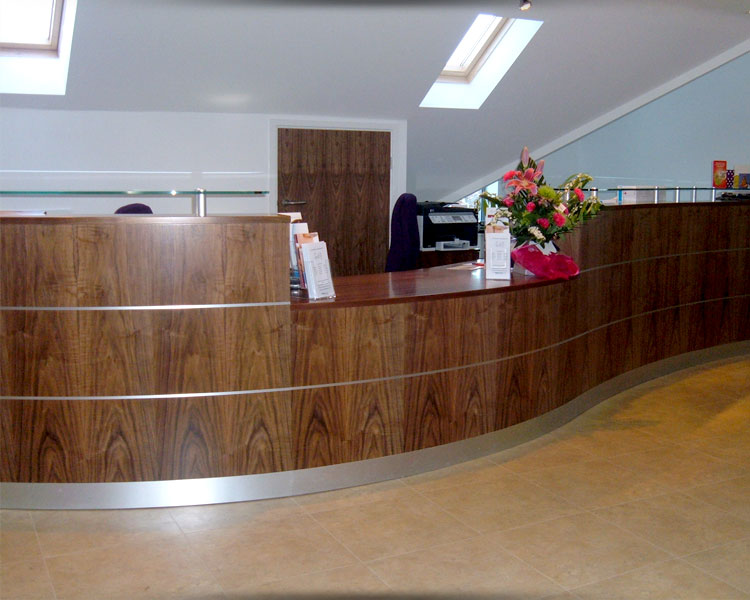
[506,168,540,195]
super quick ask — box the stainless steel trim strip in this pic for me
[0,302,291,311]
[3,341,747,510]
[2,294,747,401]
[579,247,750,275]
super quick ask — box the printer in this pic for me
[416,202,479,251]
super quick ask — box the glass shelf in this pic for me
[0,190,268,196]
[0,189,270,216]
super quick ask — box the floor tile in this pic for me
[310,494,476,562]
[185,512,356,592]
[0,510,43,565]
[492,512,670,589]
[552,424,668,458]
[606,446,748,492]
[400,457,512,493]
[170,496,304,532]
[632,398,750,440]
[519,458,668,509]
[0,559,55,600]
[684,538,750,595]
[421,470,580,533]
[294,478,415,514]
[571,558,748,599]
[32,508,181,558]
[678,430,750,466]
[685,475,750,521]
[593,491,750,556]
[367,533,565,597]
[250,564,391,597]
[45,537,224,600]
[488,435,596,473]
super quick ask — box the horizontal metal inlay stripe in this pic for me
[2,293,747,401]
[0,302,291,311]
[579,246,750,275]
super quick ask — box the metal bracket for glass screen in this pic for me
[194,188,207,216]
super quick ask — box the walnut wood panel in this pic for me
[291,303,407,386]
[0,216,289,307]
[0,393,293,482]
[0,311,82,396]
[1,306,290,396]
[291,381,404,470]
[0,223,77,306]
[278,128,390,277]
[76,223,226,306]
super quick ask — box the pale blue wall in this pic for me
[541,52,750,193]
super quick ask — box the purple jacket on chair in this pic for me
[385,193,420,272]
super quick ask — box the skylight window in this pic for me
[0,0,63,52]
[420,15,542,110]
[0,0,76,95]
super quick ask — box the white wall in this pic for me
[0,109,407,216]
[541,52,750,192]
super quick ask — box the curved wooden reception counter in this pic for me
[1,203,749,508]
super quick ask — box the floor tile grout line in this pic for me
[303,506,383,569]
[561,556,696,595]
[673,555,750,597]
[362,528,568,598]
[587,492,750,565]
[166,516,228,596]
[680,532,750,562]
[30,512,59,600]
[305,487,487,565]
[402,475,485,537]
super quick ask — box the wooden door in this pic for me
[278,128,391,276]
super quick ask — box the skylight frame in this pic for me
[0,0,64,55]
[439,15,511,84]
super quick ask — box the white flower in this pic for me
[528,226,545,241]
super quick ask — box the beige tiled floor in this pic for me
[2,355,749,599]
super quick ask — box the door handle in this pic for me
[282,199,307,205]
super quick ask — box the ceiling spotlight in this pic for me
[520,0,532,10]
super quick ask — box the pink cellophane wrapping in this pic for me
[511,244,580,280]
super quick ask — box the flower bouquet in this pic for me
[480,147,602,279]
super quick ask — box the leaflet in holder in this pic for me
[484,221,511,280]
[299,241,336,300]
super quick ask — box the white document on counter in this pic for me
[300,241,336,299]
[485,231,511,280]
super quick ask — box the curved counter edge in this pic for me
[3,340,747,510]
